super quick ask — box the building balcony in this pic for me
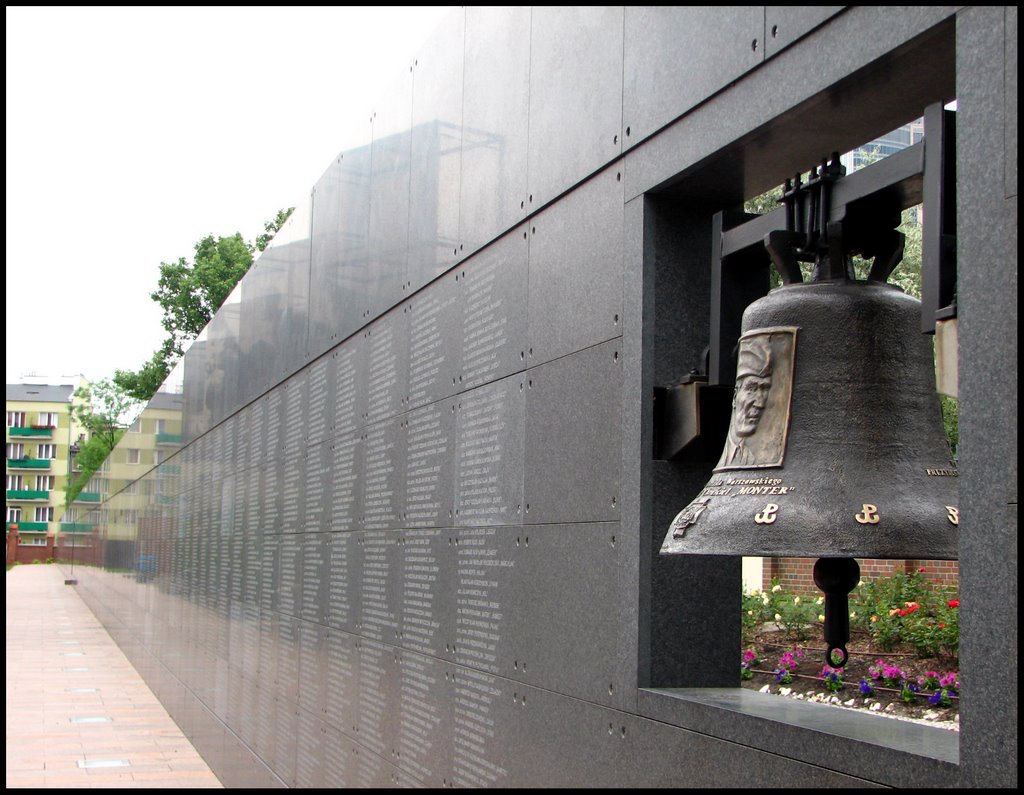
[74,492,102,503]
[6,521,49,533]
[8,426,54,438]
[6,458,51,470]
[155,433,182,446]
[60,522,93,533]
[6,489,49,501]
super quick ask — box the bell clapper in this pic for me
[812,557,861,667]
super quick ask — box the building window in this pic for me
[124,480,139,495]
[34,506,54,522]
[126,448,141,465]
[7,411,26,428]
[129,417,142,433]
[34,475,55,491]
[6,443,25,460]
[7,506,22,523]
[122,509,139,525]
[37,444,57,459]
[37,412,59,428]
[7,474,25,490]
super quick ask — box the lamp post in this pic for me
[64,440,80,586]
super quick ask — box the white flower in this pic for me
[816,596,824,605]
[762,594,770,605]
[857,581,864,588]
[849,611,857,619]
[818,614,825,623]
[750,589,761,597]
[747,610,754,616]
[774,613,782,622]
[772,584,782,593]
[794,596,801,604]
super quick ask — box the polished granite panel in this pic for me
[507,686,877,788]
[402,400,455,530]
[507,523,633,710]
[524,339,622,525]
[355,637,400,761]
[763,6,846,59]
[527,6,624,209]
[274,195,313,380]
[458,225,529,391]
[330,337,369,439]
[405,268,461,409]
[303,440,332,536]
[308,136,373,359]
[237,252,286,402]
[622,7,764,149]
[361,305,409,427]
[304,350,335,445]
[325,531,359,633]
[451,526,518,675]
[395,650,452,787]
[447,664,516,787]
[526,166,624,367]
[357,528,401,644]
[323,627,360,731]
[454,375,525,527]
[459,6,531,257]
[205,293,243,423]
[368,71,414,319]
[180,336,212,444]
[361,417,406,532]
[399,528,453,659]
[408,9,465,289]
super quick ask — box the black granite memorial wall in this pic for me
[70,6,1016,788]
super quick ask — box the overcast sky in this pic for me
[5,6,456,386]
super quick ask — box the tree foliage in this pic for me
[113,207,294,401]
[65,379,139,506]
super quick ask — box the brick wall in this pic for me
[762,557,960,593]
[5,530,56,564]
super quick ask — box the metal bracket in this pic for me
[653,377,732,461]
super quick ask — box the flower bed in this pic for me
[742,572,960,727]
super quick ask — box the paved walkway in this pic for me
[5,564,222,788]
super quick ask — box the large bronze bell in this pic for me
[661,173,959,663]
[661,278,959,559]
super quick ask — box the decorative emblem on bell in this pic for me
[661,156,959,664]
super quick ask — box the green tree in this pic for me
[255,207,295,252]
[114,207,294,401]
[65,379,140,506]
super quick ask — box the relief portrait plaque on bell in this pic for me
[715,326,797,471]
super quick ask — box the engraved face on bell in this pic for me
[734,375,771,436]
[716,328,796,471]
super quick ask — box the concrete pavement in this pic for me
[5,563,222,788]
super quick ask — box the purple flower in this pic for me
[858,679,874,696]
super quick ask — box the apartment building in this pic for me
[6,383,86,554]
